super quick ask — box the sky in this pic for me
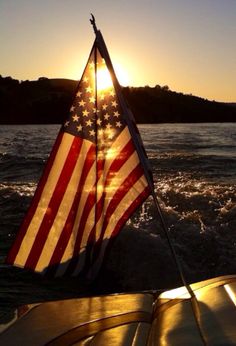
[0,0,235,102]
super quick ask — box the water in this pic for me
[1,123,236,320]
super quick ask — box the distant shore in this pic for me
[0,76,235,124]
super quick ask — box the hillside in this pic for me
[0,75,235,124]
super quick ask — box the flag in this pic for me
[6,32,152,278]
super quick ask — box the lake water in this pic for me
[1,123,236,320]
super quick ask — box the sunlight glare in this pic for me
[114,64,129,86]
[96,63,129,91]
[225,285,236,306]
[97,67,113,90]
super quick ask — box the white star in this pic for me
[89,96,95,103]
[98,129,104,136]
[116,121,122,128]
[83,76,88,83]
[100,93,105,100]
[106,128,115,139]
[86,119,92,127]
[72,114,79,122]
[64,121,69,127]
[114,111,120,117]
[104,113,110,120]
[102,104,108,110]
[82,109,89,117]
[89,129,95,136]
[77,91,82,97]
[70,105,75,112]
[112,100,118,107]
[77,124,82,132]
[79,100,86,107]
[86,85,92,93]
[97,118,102,126]
[109,89,115,97]
[106,123,112,130]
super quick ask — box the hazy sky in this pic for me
[1,0,235,101]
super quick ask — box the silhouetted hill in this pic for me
[227,103,236,108]
[0,75,235,124]
[0,76,76,124]
[122,86,236,123]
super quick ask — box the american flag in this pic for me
[6,34,152,277]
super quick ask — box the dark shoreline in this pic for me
[0,76,236,124]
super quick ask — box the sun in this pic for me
[70,60,130,89]
[96,67,113,90]
[96,63,129,91]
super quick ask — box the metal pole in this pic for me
[89,14,192,293]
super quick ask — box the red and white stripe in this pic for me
[7,126,150,276]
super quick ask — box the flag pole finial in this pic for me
[90,14,98,34]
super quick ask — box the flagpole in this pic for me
[89,17,208,342]
[90,10,206,290]
[89,16,206,342]
[93,40,98,271]
[89,14,191,290]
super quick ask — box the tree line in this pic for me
[0,75,235,124]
